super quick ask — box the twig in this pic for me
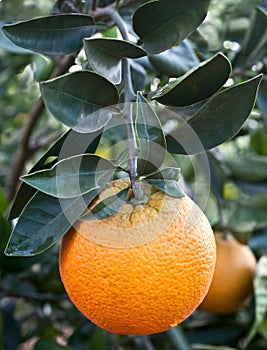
[122,59,144,200]
[94,7,144,200]
[7,55,75,201]
[91,0,99,12]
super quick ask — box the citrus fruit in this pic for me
[199,231,257,315]
[59,179,216,335]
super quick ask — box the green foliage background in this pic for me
[0,0,267,349]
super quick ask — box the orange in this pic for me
[199,231,257,314]
[59,179,216,335]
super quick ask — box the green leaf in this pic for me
[152,53,231,107]
[84,38,146,84]
[250,227,267,257]
[142,167,184,198]
[21,154,117,198]
[32,55,55,82]
[234,181,267,196]
[0,21,32,54]
[41,71,119,133]
[227,203,267,233]
[148,39,200,78]
[135,93,167,176]
[234,8,267,66]
[208,154,227,202]
[246,191,267,209]
[5,190,97,256]
[167,75,263,154]
[243,256,267,348]
[9,129,102,219]
[81,187,129,220]
[3,14,97,55]
[226,155,267,182]
[133,0,211,54]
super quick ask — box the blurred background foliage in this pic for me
[0,0,267,349]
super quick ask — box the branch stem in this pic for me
[94,7,129,40]
[90,0,99,12]
[95,8,143,199]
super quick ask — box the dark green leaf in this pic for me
[250,227,267,257]
[81,187,129,220]
[3,14,97,55]
[245,191,267,208]
[5,190,97,256]
[234,8,267,66]
[21,154,117,198]
[9,129,102,219]
[208,155,227,202]
[186,315,242,348]
[84,38,146,84]
[142,167,184,198]
[152,53,231,107]
[234,180,267,196]
[133,0,211,54]
[32,55,55,82]
[130,59,147,93]
[148,39,200,78]
[167,75,263,154]
[0,22,32,54]
[41,71,119,132]
[226,154,267,182]
[227,203,267,232]
[243,256,267,348]
[136,92,167,176]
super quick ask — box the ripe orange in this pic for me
[59,179,216,335]
[199,231,257,315]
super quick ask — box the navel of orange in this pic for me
[59,179,216,335]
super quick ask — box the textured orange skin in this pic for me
[59,187,216,336]
[199,232,257,315]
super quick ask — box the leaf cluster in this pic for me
[1,0,263,258]
[0,1,267,349]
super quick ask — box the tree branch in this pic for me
[7,55,75,201]
[94,7,144,200]
[91,0,99,12]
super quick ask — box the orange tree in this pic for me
[0,0,267,349]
